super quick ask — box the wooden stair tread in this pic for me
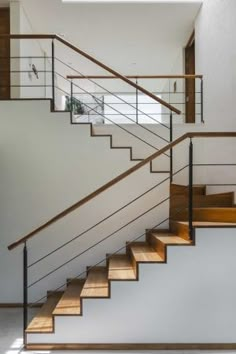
[81,267,109,298]
[151,234,190,244]
[108,255,136,280]
[130,243,164,262]
[179,221,236,227]
[53,280,83,316]
[26,293,62,333]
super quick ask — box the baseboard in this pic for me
[26,343,236,350]
[0,303,42,308]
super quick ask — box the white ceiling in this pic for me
[20,0,201,75]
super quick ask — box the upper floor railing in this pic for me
[0,34,179,112]
[67,74,203,125]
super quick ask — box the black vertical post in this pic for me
[170,111,173,182]
[200,78,204,123]
[70,80,73,124]
[51,40,55,110]
[23,242,28,345]
[136,78,138,124]
[188,139,193,240]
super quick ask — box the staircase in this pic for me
[25,183,236,349]
[2,34,236,350]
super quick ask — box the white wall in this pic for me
[195,0,236,131]
[2,0,236,306]
[0,100,170,303]
[28,227,236,344]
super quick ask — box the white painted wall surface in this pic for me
[27,227,236,344]
[2,0,236,309]
[0,100,170,303]
[195,0,236,131]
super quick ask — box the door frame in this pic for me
[0,7,10,99]
[185,30,195,123]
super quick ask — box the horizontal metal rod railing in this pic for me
[29,215,169,307]
[55,85,170,153]
[0,34,180,114]
[55,59,171,129]
[28,196,170,288]
[70,80,170,138]
[67,75,203,79]
[28,183,198,305]
[27,163,188,290]
[8,132,236,251]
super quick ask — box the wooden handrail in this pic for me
[0,34,181,114]
[8,132,236,250]
[67,75,203,79]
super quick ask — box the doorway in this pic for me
[0,7,10,99]
[185,31,195,123]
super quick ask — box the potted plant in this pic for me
[65,95,85,115]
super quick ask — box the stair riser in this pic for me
[146,234,166,260]
[170,184,206,197]
[173,209,236,223]
[170,221,190,241]
[171,194,234,220]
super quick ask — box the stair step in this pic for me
[130,243,164,263]
[171,220,236,240]
[171,192,234,219]
[147,233,190,260]
[108,255,136,280]
[53,280,84,316]
[170,221,190,240]
[171,183,206,196]
[176,207,236,223]
[152,235,190,245]
[178,221,236,227]
[26,292,62,333]
[81,267,109,298]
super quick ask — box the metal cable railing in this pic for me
[55,58,171,129]
[28,216,169,307]
[28,175,171,268]
[28,182,196,307]
[55,85,169,153]
[55,68,170,143]
[27,163,188,292]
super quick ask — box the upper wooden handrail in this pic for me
[0,34,181,115]
[8,132,236,251]
[67,75,203,79]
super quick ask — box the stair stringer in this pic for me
[27,227,236,346]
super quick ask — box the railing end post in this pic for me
[188,138,193,241]
[23,242,28,345]
[170,111,173,183]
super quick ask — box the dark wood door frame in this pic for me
[0,7,10,99]
[185,31,195,123]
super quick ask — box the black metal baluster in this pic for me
[170,111,173,182]
[201,78,204,123]
[136,78,138,124]
[51,40,55,110]
[70,80,73,124]
[23,242,28,345]
[188,138,193,240]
